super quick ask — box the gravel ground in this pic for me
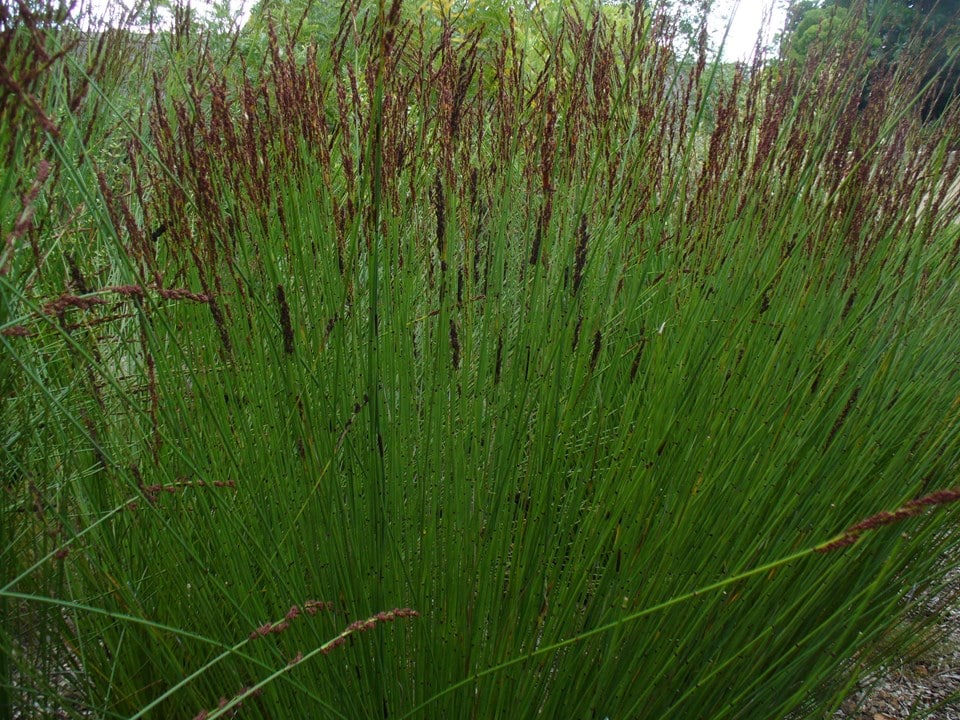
[835,565,960,720]
[835,628,960,719]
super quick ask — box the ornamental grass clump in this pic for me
[3,0,960,718]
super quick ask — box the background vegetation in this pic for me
[3,0,960,718]
[781,0,959,120]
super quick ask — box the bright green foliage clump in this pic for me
[3,2,960,719]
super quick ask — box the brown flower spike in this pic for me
[816,487,960,554]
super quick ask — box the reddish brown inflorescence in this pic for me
[816,486,960,554]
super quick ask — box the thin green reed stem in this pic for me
[366,0,388,612]
[0,532,8,720]
[399,544,821,719]
[657,625,776,717]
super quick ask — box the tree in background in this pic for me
[779,0,959,121]
[780,1,878,61]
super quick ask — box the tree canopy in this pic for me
[780,0,960,120]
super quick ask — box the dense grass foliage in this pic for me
[3,2,960,718]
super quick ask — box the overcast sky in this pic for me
[712,0,786,60]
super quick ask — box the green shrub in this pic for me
[3,2,960,718]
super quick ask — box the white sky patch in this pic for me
[710,0,787,61]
